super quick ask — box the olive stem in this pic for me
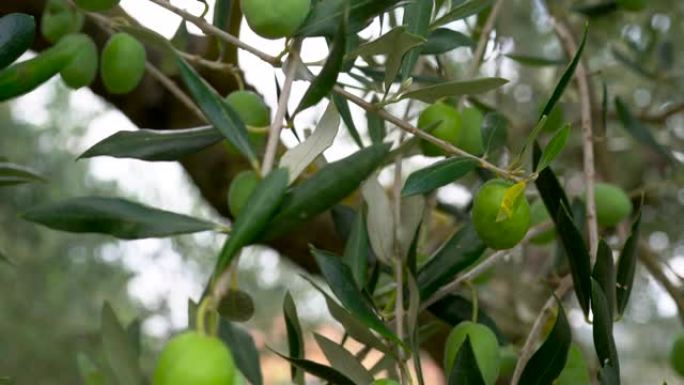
[145,0,281,65]
[145,62,206,121]
[261,40,301,175]
[465,280,479,323]
[551,15,599,259]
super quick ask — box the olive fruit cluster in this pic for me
[154,331,237,385]
[241,0,311,39]
[417,102,484,157]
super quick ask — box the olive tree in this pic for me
[1,0,682,384]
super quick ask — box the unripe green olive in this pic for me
[593,182,632,228]
[472,179,531,250]
[100,33,146,94]
[529,200,555,245]
[153,331,236,385]
[41,0,85,43]
[444,321,500,385]
[60,34,97,89]
[418,102,462,157]
[458,107,484,156]
[241,0,311,39]
[228,170,260,217]
[225,90,271,127]
[371,380,400,385]
[671,332,684,377]
[75,0,120,12]
[554,344,590,385]
[616,0,646,12]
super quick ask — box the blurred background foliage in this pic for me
[1,0,684,384]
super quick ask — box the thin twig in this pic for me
[145,0,280,65]
[510,275,573,385]
[552,18,599,258]
[145,62,206,121]
[638,242,684,325]
[467,0,505,78]
[261,41,301,175]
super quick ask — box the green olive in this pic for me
[593,182,632,228]
[529,200,555,245]
[153,331,236,385]
[458,107,484,156]
[444,321,500,385]
[228,170,260,217]
[554,344,590,385]
[60,34,97,89]
[241,0,311,39]
[417,102,462,157]
[74,0,120,12]
[41,0,84,43]
[498,345,518,380]
[472,179,531,250]
[371,380,400,385]
[100,32,146,94]
[225,90,271,127]
[670,332,684,377]
[616,0,646,11]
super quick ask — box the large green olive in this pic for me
[228,170,260,217]
[153,331,236,385]
[472,179,531,250]
[225,90,271,128]
[74,0,120,12]
[41,0,84,43]
[529,200,555,245]
[241,0,311,39]
[60,34,97,89]
[100,33,146,94]
[444,321,500,385]
[671,332,684,377]
[554,344,590,385]
[593,182,632,228]
[458,107,484,156]
[417,102,462,157]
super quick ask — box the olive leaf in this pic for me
[432,0,495,28]
[402,157,477,197]
[421,28,475,55]
[0,13,35,70]
[400,78,508,103]
[362,176,394,263]
[0,161,46,187]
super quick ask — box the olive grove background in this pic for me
[0,0,683,384]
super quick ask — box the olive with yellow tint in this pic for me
[472,179,531,250]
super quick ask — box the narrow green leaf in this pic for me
[0,13,35,70]
[611,48,657,79]
[432,0,494,28]
[332,93,364,148]
[539,24,588,119]
[367,100,386,144]
[448,337,487,385]
[212,0,233,31]
[421,28,475,55]
[281,103,340,183]
[518,301,571,385]
[400,77,508,103]
[591,279,620,378]
[616,212,641,315]
[175,57,257,167]
[536,124,571,172]
[79,127,223,161]
[270,350,356,385]
[0,161,46,187]
[614,97,673,162]
[403,157,477,197]
[505,54,566,67]
[397,196,425,259]
[400,0,434,79]
[312,247,403,346]
[362,177,395,263]
[296,15,347,113]
[417,224,486,299]
[214,168,289,274]
[343,207,370,288]
[218,319,263,385]
[533,142,572,232]
[283,293,305,384]
[572,1,618,17]
[101,303,143,385]
[428,294,506,343]
[556,202,593,316]
[350,27,425,90]
[296,0,403,37]
[126,319,142,359]
[314,334,374,385]
[23,197,216,239]
[593,239,616,319]
[76,353,106,385]
[263,143,391,239]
